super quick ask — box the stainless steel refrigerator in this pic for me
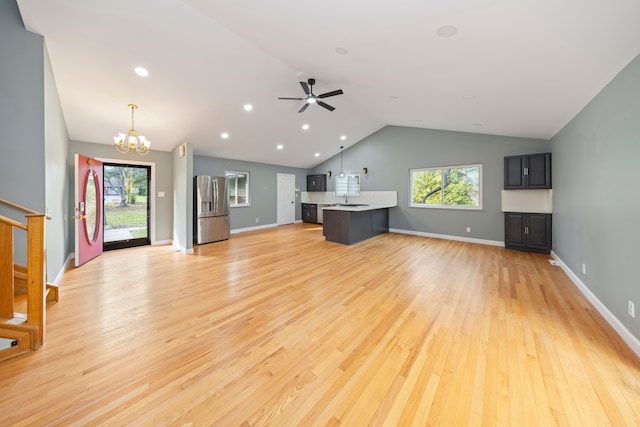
[194,176,230,244]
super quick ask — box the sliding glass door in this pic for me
[103,163,151,251]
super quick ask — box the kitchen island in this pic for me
[322,204,393,245]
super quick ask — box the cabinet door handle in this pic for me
[523,167,529,176]
[524,226,529,235]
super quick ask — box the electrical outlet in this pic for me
[629,301,635,318]
[466,227,471,233]
[582,264,586,275]
[255,218,259,223]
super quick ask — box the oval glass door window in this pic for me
[85,171,99,243]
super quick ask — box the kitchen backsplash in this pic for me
[301,191,398,206]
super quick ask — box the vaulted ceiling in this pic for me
[17,0,640,168]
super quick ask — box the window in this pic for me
[226,171,250,207]
[409,164,482,209]
[335,174,360,196]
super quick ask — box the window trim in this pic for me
[225,170,251,208]
[409,163,482,210]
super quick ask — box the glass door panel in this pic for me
[103,163,151,250]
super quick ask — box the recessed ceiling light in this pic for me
[335,47,349,55]
[340,135,346,141]
[277,144,283,150]
[244,104,253,111]
[389,95,399,100]
[134,67,149,77]
[314,152,320,157]
[221,132,229,139]
[462,95,476,100]
[472,123,483,126]
[302,124,309,130]
[436,25,458,37]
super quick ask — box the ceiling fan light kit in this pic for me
[278,78,344,113]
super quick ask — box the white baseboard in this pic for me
[390,228,504,247]
[153,239,172,246]
[51,253,74,285]
[231,223,278,234]
[172,241,194,255]
[550,251,640,359]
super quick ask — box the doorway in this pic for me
[103,163,151,251]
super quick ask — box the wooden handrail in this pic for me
[0,214,27,231]
[0,198,41,215]
[0,199,50,222]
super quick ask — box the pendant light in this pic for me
[114,103,151,155]
[339,146,345,178]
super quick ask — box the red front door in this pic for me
[74,154,104,267]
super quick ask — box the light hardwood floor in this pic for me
[1,223,639,426]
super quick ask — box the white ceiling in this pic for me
[17,0,640,169]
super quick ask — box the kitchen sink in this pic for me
[333,203,369,207]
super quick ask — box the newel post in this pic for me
[25,214,46,347]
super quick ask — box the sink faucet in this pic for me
[344,194,348,204]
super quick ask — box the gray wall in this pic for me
[0,0,45,212]
[0,0,72,282]
[312,126,549,241]
[44,47,71,281]
[68,140,174,245]
[193,155,308,230]
[551,54,640,339]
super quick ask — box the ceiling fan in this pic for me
[278,78,344,113]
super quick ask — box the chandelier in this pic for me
[114,103,150,155]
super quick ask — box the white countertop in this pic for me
[322,204,396,212]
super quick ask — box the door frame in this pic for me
[276,173,296,225]
[103,162,152,251]
[97,157,157,245]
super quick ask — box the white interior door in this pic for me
[277,173,295,225]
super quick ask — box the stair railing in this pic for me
[0,198,48,348]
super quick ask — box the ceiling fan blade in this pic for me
[298,103,310,113]
[317,101,335,111]
[317,89,344,98]
[300,81,311,95]
[278,97,305,100]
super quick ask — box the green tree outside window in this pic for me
[410,164,481,209]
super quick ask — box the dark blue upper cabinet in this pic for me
[504,153,551,189]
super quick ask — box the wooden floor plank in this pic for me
[1,224,639,426]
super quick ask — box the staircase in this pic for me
[0,198,56,362]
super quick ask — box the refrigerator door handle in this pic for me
[213,179,218,214]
